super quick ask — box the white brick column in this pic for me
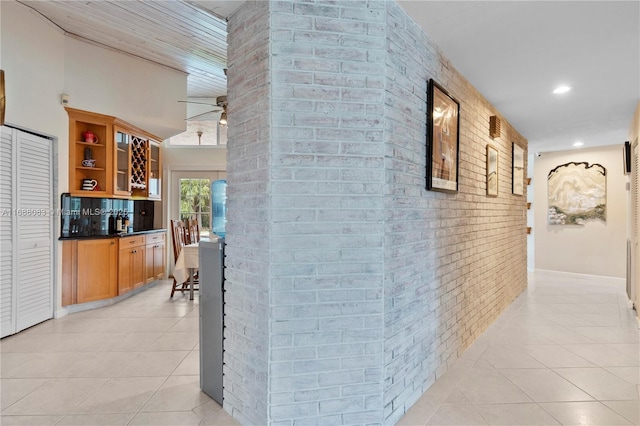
[267,0,387,424]
[225,1,272,424]
[227,1,387,424]
[226,1,528,425]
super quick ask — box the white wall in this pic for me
[162,146,227,169]
[1,0,189,316]
[160,146,226,238]
[2,1,70,318]
[527,153,535,271]
[1,1,67,138]
[628,102,640,314]
[534,145,627,278]
[629,102,640,144]
[64,38,187,140]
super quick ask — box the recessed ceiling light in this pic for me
[553,85,572,94]
[573,141,584,147]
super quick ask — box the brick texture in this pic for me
[226,2,272,425]
[226,1,528,425]
[268,1,386,424]
[382,2,527,423]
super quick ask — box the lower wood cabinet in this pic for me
[145,233,166,283]
[118,235,146,295]
[62,238,117,305]
[62,231,167,305]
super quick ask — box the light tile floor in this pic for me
[1,279,239,426]
[398,271,640,426]
[2,273,639,425]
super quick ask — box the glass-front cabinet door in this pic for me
[148,140,162,200]
[114,127,131,196]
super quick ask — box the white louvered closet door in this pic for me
[0,127,16,337]
[0,126,53,337]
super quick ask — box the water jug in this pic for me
[211,179,227,238]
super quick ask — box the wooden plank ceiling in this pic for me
[18,0,231,99]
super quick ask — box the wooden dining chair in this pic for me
[170,219,186,262]
[186,218,202,283]
[170,219,198,297]
[187,219,200,244]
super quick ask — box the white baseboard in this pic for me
[53,280,163,318]
[533,269,625,285]
[53,307,69,319]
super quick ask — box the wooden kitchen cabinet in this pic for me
[62,239,117,305]
[118,235,146,295]
[66,107,162,200]
[147,140,162,200]
[113,126,132,197]
[66,109,113,196]
[62,231,167,306]
[145,233,166,283]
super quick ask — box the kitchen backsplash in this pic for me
[60,194,156,238]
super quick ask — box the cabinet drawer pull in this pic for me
[110,242,114,245]
[132,249,137,253]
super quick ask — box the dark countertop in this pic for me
[59,228,166,241]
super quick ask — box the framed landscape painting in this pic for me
[547,162,606,225]
[427,79,460,192]
[487,144,498,196]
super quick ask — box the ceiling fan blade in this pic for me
[178,100,219,106]
[186,110,222,121]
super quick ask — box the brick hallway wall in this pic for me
[226,1,528,424]
[383,3,528,423]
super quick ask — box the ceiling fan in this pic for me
[179,96,227,122]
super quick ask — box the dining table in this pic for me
[173,242,199,300]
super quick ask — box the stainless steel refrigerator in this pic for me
[199,236,224,405]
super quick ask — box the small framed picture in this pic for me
[512,142,524,195]
[427,79,460,193]
[623,141,631,174]
[486,144,498,196]
[0,70,5,126]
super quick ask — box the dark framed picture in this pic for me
[623,141,631,174]
[487,144,498,196]
[512,142,524,195]
[427,79,460,192]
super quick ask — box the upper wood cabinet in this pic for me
[113,126,132,197]
[67,109,113,196]
[66,108,163,200]
[148,141,162,200]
